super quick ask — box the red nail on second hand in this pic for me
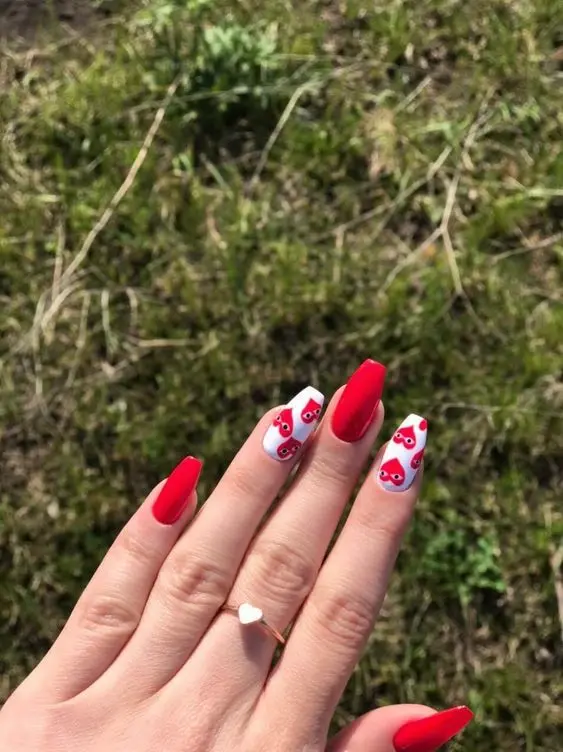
[393,706,474,752]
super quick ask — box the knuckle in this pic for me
[228,459,275,501]
[311,450,355,488]
[312,587,374,652]
[78,592,140,637]
[228,464,264,499]
[161,553,232,610]
[355,505,412,545]
[118,525,160,568]
[252,538,316,603]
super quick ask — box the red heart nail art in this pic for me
[273,407,294,438]
[277,436,302,460]
[263,386,324,462]
[301,398,322,424]
[379,457,406,486]
[393,424,417,448]
[377,414,427,492]
[411,448,424,469]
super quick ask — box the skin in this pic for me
[0,387,436,751]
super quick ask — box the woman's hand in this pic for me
[0,361,472,751]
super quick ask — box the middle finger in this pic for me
[99,388,323,698]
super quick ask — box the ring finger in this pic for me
[187,360,387,694]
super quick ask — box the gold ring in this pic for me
[222,602,286,645]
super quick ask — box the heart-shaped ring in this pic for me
[237,603,263,625]
[222,602,285,645]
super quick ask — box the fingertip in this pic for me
[151,456,203,526]
[393,705,473,751]
[373,414,427,494]
[328,704,438,752]
[328,360,387,444]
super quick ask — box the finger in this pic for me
[328,704,473,752]
[193,361,386,696]
[265,414,427,727]
[328,705,435,752]
[103,387,324,698]
[27,456,202,701]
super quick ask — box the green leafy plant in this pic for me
[417,520,506,608]
[133,0,287,144]
[193,22,281,98]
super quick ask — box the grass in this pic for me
[1,0,562,747]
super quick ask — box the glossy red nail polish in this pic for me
[152,456,203,525]
[393,706,474,752]
[331,359,386,442]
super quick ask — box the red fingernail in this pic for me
[152,456,203,525]
[393,706,474,752]
[331,359,386,442]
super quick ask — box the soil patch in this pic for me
[0,0,106,40]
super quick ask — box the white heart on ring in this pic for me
[238,603,263,625]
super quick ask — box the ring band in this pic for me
[222,602,286,645]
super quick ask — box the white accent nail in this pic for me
[376,413,427,492]
[262,385,325,462]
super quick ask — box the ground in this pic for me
[0,0,107,38]
[0,0,562,749]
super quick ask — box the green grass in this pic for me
[1,0,563,747]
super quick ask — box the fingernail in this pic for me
[331,359,386,442]
[393,706,474,751]
[377,413,428,492]
[152,456,203,525]
[263,386,324,461]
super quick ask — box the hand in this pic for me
[0,361,472,751]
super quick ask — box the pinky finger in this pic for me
[263,416,427,731]
[25,455,202,702]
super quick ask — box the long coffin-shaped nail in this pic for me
[393,706,474,751]
[263,386,324,461]
[152,456,203,525]
[331,359,386,442]
[377,413,427,492]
